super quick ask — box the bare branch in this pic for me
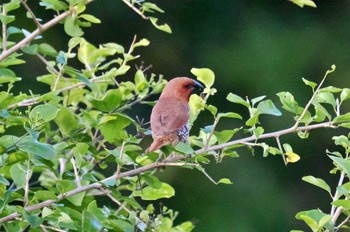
[71,158,81,187]
[20,0,42,29]
[122,0,148,20]
[24,160,31,207]
[205,116,220,149]
[336,215,350,230]
[2,7,7,52]
[275,136,287,165]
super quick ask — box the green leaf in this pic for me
[17,136,56,160]
[290,0,317,8]
[4,2,21,12]
[251,95,266,106]
[23,213,42,228]
[134,183,175,200]
[34,190,57,201]
[218,178,233,185]
[0,68,21,83]
[142,174,162,189]
[99,114,133,142]
[285,151,300,163]
[302,176,331,194]
[302,78,317,91]
[29,104,60,123]
[332,200,350,210]
[214,128,240,144]
[134,38,150,48]
[39,0,69,11]
[175,142,195,154]
[149,17,172,33]
[88,89,122,112]
[67,191,85,206]
[38,43,58,57]
[64,15,84,37]
[0,175,10,185]
[55,107,79,137]
[257,99,282,116]
[340,88,350,103]
[226,93,249,108]
[142,2,165,13]
[314,92,336,108]
[206,104,217,116]
[10,163,26,187]
[333,113,350,124]
[329,156,350,177]
[245,114,259,127]
[79,14,101,24]
[191,68,215,88]
[277,92,299,114]
[218,112,242,119]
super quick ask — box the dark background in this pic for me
[11,0,350,231]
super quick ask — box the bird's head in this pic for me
[160,77,204,101]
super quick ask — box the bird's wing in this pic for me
[151,97,189,136]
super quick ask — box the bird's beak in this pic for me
[192,80,204,93]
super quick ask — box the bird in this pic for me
[146,77,203,152]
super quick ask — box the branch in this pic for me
[20,0,42,29]
[0,120,337,224]
[2,7,7,52]
[121,0,148,20]
[0,0,93,62]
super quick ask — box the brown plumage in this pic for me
[146,77,203,152]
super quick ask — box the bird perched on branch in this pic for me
[146,77,203,152]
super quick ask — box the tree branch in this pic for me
[121,0,148,20]
[0,120,338,224]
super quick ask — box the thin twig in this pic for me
[20,0,42,29]
[200,167,219,185]
[40,225,66,232]
[332,207,343,224]
[121,0,148,19]
[2,7,7,52]
[204,116,220,149]
[293,66,335,130]
[36,54,60,75]
[275,136,287,165]
[71,158,81,187]
[331,171,346,216]
[336,215,350,230]
[116,141,126,176]
[24,160,31,207]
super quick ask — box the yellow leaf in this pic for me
[289,0,317,8]
[285,151,300,163]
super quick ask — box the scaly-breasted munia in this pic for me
[146,77,203,152]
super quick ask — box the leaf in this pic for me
[134,38,150,48]
[38,43,58,57]
[277,92,299,114]
[226,93,249,107]
[175,142,195,155]
[17,136,56,160]
[340,88,350,103]
[218,178,233,185]
[64,15,84,37]
[329,156,350,177]
[333,113,350,124]
[251,95,266,106]
[10,163,26,187]
[214,128,240,144]
[257,99,282,116]
[88,89,122,112]
[191,68,215,88]
[218,112,242,120]
[290,0,317,8]
[134,183,175,200]
[55,107,79,137]
[302,176,331,194]
[302,78,317,91]
[99,114,133,143]
[332,200,350,210]
[285,151,300,163]
[29,104,60,123]
[149,17,172,33]
[245,114,259,127]
[79,14,101,24]
[34,190,57,201]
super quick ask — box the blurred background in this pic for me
[11,0,350,231]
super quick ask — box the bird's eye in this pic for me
[184,83,192,89]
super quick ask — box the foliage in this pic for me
[0,0,349,231]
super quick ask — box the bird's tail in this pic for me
[146,138,164,153]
